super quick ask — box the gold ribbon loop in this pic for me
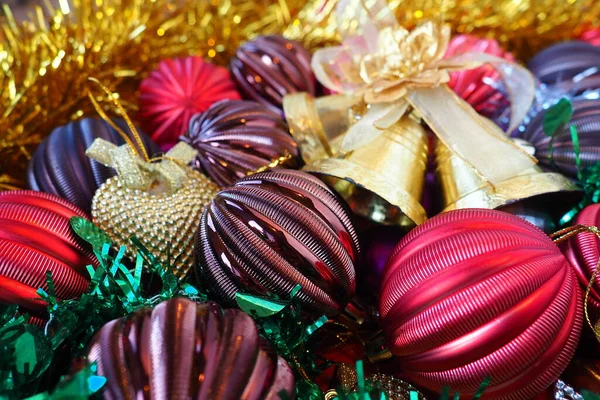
[86,139,197,192]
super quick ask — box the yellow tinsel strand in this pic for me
[284,0,600,60]
[0,0,302,189]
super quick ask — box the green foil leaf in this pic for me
[543,98,573,137]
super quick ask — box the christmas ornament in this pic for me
[380,208,582,397]
[563,204,600,316]
[138,56,241,148]
[0,191,94,318]
[0,0,298,189]
[88,298,295,399]
[27,118,159,214]
[445,35,514,128]
[230,35,316,116]
[182,100,300,187]
[359,225,405,291]
[283,0,600,61]
[195,169,360,315]
[305,114,429,228]
[580,28,600,47]
[516,97,600,178]
[435,137,581,233]
[88,82,219,279]
[528,41,600,93]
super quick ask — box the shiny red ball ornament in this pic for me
[380,209,582,398]
[445,35,514,127]
[580,28,600,47]
[195,169,360,316]
[88,298,295,399]
[0,191,94,317]
[564,204,600,317]
[138,56,241,148]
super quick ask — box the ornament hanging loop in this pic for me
[551,224,600,341]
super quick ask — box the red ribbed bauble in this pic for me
[88,298,295,399]
[0,191,94,317]
[445,35,514,127]
[138,56,241,148]
[380,209,582,398]
[564,204,600,317]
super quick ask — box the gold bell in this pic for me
[284,93,428,228]
[435,138,583,231]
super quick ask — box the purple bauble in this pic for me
[516,97,600,178]
[182,100,301,187]
[27,118,159,214]
[360,226,404,291]
[194,169,360,316]
[88,298,295,399]
[528,41,600,93]
[230,35,316,116]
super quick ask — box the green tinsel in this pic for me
[0,217,206,398]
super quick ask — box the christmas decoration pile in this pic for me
[4,0,600,398]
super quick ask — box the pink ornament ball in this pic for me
[380,209,582,398]
[138,56,241,148]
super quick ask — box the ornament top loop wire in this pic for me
[551,224,600,339]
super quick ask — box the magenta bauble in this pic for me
[380,209,582,398]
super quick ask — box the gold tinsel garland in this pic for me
[283,0,600,60]
[1,0,599,189]
[0,0,302,189]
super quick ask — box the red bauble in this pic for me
[564,204,600,316]
[580,28,600,47]
[88,298,295,399]
[0,191,94,317]
[380,209,582,398]
[138,56,241,148]
[445,35,514,127]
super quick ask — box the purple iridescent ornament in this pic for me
[88,298,295,400]
[182,100,300,187]
[230,36,317,116]
[27,118,159,214]
[516,97,600,178]
[194,169,360,316]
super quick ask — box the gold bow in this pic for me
[86,140,197,192]
[311,0,538,185]
[85,77,197,193]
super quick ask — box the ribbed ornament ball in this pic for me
[516,97,600,178]
[230,35,316,115]
[88,298,295,400]
[138,56,241,148]
[183,100,300,187]
[563,204,600,317]
[0,191,95,318]
[380,209,582,398]
[194,169,360,316]
[445,35,514,127]
[27,117,159,214]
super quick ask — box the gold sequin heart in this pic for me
[91,169,218,278]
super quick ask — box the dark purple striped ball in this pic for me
[230,35,316,116]
[27,118,159,214]
[194,169,360,316]
[182,100,300,187]
[88,298,295,400]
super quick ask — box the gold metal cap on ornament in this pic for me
[435,138,583,220]
[283,92,360,164]
[303,114,428,229]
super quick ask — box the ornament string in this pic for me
[86,77,150,162]
[551,224,600,337]
[85,78,197,191]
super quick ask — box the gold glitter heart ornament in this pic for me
[91,166,218,279]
